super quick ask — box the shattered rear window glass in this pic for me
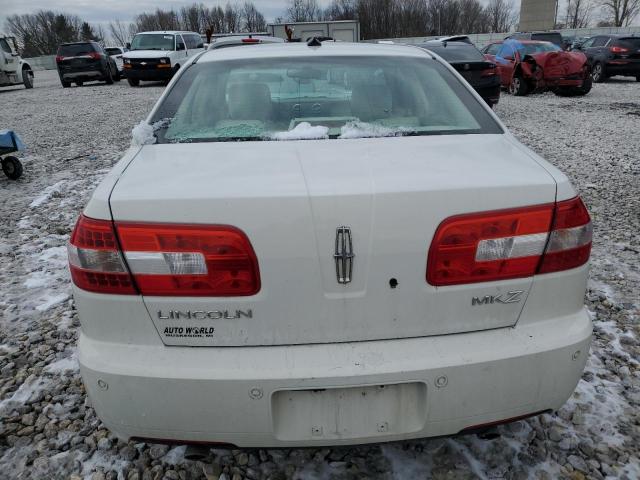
[151,55,503,143]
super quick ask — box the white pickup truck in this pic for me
[0,35,33,89]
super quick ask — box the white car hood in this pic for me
[124,50,173,59]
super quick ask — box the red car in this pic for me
[482,40,592,96]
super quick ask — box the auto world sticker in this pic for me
[163,326,215,338]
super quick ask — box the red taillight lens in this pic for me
[116,223,260,296]
[68,216,137,294]
[427,197,591,286]
[69,216,260,296]
[610,45,629,54]
[427,204,554,286]
[538,197,592,274]
[241,38,260,43]
[55,55,64,63]
[481,65,497,76]
[89,52,102,60]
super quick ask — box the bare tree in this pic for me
[6,10,84,56]
[458,0,487,33]
[242,2,267,31]
[564,0,593,28]
[109,20,135,46]
[325,0,357,20]
[286,0,323,22]
[484,0,516,32]
[600,0,640,26]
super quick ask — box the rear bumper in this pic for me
[79,309,591,447]
[60,70,104,80]
[473,83,501,105]
[605,60,640,76]
[124,68,173,81]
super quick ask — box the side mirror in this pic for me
[125,42,131,49]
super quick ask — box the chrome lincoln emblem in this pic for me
[334,226,354,284]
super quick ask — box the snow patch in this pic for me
[0,375,52,416]
[81,450,128,479]
[131,119,170,146]
[339,121,407,139]
[36,293,70,312]
[29,181,66,208]
[270,122,329,141]
[44,350,79,374]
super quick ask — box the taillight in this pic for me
[69,216,260,296]
[538,197,592,274]
[481,65,497,76]
[68,216,137,294]
[55,55,64,63]
[89,52,102,60]
[116,223,260,296]
[242,38,260,43]
[427,197,591,286]
[609,45,629,54]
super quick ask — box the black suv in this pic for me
[505,32,564,49]
[575,35,640,82]
[55,42,120,88]
[418,40,501,108]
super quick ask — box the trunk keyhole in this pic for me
[389,278,398,289]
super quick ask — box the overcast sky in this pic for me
[0,0,333,30]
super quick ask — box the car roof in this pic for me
[209,35,284,47]
[196,42,431,63]
[60,41,97,45]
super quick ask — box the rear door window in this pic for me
[176,35,186,51]
[485,43,501,55]
[581,38,595,48]
[592,37,608,47]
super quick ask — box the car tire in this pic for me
[127,77,140,87]
[104,67,114,85]
[75,80,83,87]
[61,80,71,88]
[636,75,640,82]
[22,66,34,89]
[2,156,23,180]
[509,75,528,96]
[575,76,593,95]
[592,62,606,83]
[115,70,121,81]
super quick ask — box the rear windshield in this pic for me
[151,55,502,143]
[58,43,95,56]
[421,44,485,62]
[131,34,175,51]
[531,33,562,44]
[617,37,640,49]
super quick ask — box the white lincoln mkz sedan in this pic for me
[70,42,592,447]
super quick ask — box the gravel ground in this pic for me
[0,69,638,480]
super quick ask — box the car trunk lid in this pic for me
[109,134,557,346]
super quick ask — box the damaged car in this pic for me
[483,40,592,96]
